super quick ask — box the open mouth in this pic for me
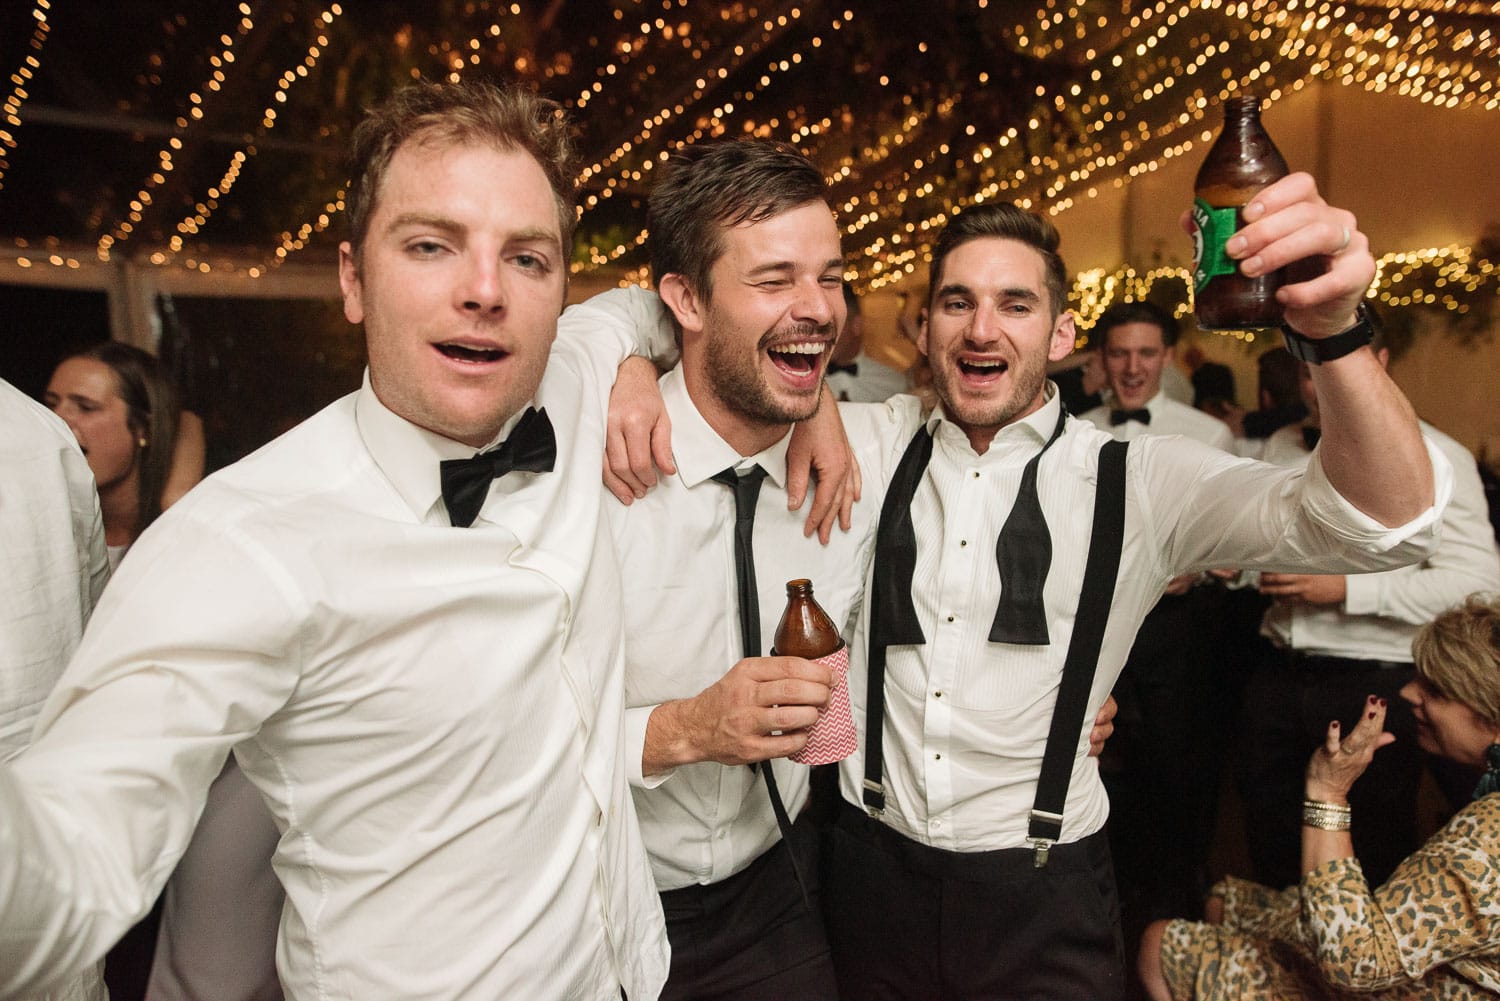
[768,341,825,377]
[436,343,507,364]
[958,357,1007,379]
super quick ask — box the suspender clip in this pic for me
[861,779,885,816]
[1027,808,1064,868]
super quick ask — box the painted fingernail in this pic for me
[1368,711,1377,719]
[1368,695,1378,704]
[1331,721,1340,729]
[1378,698,1388,707]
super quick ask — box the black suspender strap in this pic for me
[1026,438,1129,866]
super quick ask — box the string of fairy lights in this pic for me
[0,0,52,194]
[1,0,1496,332]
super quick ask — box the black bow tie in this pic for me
[439,407,556,527]
[1302,426,1322,451]
[1109,408,1150,426]
[827,361,859,377]
[871,404,1069,652]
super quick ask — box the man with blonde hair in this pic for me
[0,80,670,1001]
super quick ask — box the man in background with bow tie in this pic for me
[0,80,675,1001]
[1078,301,1235,450]
[1238,315,1500,893]
[1075,301,1238,961]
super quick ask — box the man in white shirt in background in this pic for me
[1079,301,1234,451]
[1239,317,1500,890]
[1077,302,1238,946]
[818,182,1450,1000]
[0,80,669,1001]
[824,284,911,403]
[0,378,110,1001]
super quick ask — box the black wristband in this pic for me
[1281,303,1374,365]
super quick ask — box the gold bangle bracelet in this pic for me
[1302,799,1352,832]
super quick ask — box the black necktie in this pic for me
[711,464,811,908]
[1302,425,1321,451]
[710,465,769,658]
[827,362,859,377]
[439,407,556,528]
[1109,408,1150,426]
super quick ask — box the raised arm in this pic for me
[785,384,862,543]
[1226,173,1431,527]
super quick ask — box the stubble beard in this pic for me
[706,321,827,429]
[929,348,1048,441]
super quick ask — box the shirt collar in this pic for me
[660,366,790,490]
[354,369,531,522]
[926,379,1063,456]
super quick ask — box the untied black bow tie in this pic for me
[827,361,859,377]
[1109,408,1150,426]
[439,406,557,527]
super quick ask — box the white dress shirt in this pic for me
[1079,390,1236,452]
[0,381,109,764]
[1258,420,1500,661]
[0,310,672,1001]
[837,388,1452,852]
[610,367,903,890]
[0,380,109,1001]
[826,351,912,403]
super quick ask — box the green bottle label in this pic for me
[1192,198,1240,293]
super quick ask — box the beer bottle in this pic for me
[772,579,842,658]
[1192,95,1289,330]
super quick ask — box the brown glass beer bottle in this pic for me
[1192,95,1289,330]
[772,579,842,658]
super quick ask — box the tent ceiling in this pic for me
[2,0,1496,291]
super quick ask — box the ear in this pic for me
[916,307,931,357]
[338,242,364,324]
[1048,311,1077,363]
[657,273,705,338]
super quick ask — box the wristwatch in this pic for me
[1280,303,1374,364]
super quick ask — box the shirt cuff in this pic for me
[626,704,675,789]
[1304,433,1454,553]
[1342,570,1381,616]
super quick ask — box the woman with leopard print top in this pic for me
[1140,594,1500,1001]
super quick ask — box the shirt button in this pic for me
[972,471,980,479]
[934,753,942,760]
[946,614,955,623]
[716,830,727,840]
[932,818,943,829]
[959,540,968,548]
[934,690,943,699]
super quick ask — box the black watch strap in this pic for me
[1280,303,1374,365]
